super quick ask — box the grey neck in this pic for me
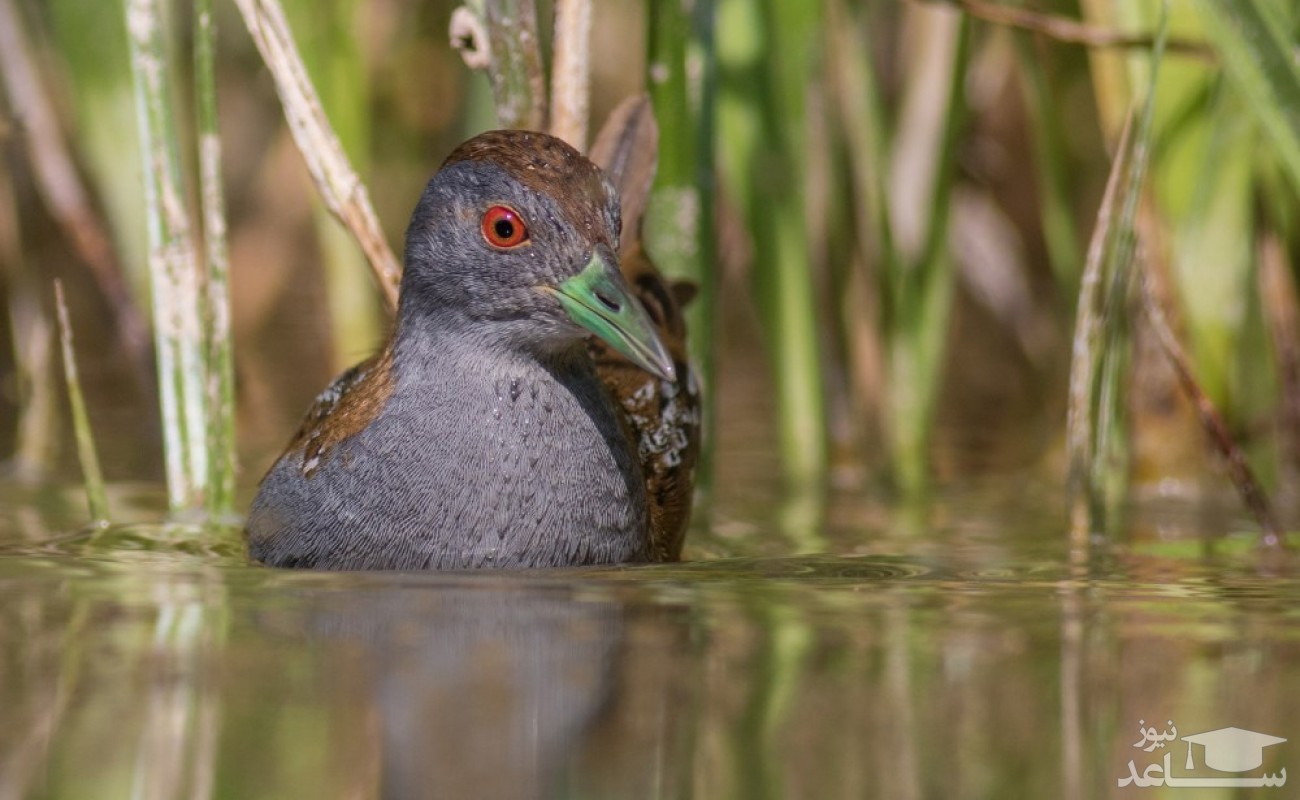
[393,310,593,398]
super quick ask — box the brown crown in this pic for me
[443,130,613,245]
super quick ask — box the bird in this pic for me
[248,113,698,570]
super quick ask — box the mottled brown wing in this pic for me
[284,346,395,478]
[588,95,700,560]
[588,245,699,560]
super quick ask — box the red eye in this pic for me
[481,205,529,249]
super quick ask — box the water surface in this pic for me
[2,477,1296,799]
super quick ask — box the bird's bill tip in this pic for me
[548,253,676,382]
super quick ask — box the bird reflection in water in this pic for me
[269,580,693,799]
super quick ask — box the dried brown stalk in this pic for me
[550,0,592,149]
[1139,265,1284,549]
[233,0,401,309]
[1066,112,1133,509]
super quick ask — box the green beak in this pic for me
[548,250,676,382]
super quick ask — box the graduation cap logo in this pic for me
[1182,727,1287,773]
[1119,721,1287,788]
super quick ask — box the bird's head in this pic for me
[400,129,673,382]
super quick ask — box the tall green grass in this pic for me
[717,0,827,493]
[196,0,237,516]
[118,0,238,517]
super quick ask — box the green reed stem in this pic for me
[1066,113,1131,541]
[54,281,109,525]
[1098,8,1165,509]
[646,0,718,493]
[718,0,826,491]
[195,0,237,516]
[125,0,210,512]
[1066,6,1167,539]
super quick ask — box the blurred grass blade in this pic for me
[280,0,383,378]
[825,0,891,474]
[1,176,59,480]
[1194,0,1300,193]
[233,0,402,308]
[827,0,897,291]
[46,0,150,342]
[0,0,149,363]
[645,0,718,493]
[1013,34,1082,290]
[54,281,109,526]
[125,0,210,512]
[717,0,827,491]
[1078,0,1136,139]
[195,0,237,516]
[886,5,969,495]
[1156,1,1290,418]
